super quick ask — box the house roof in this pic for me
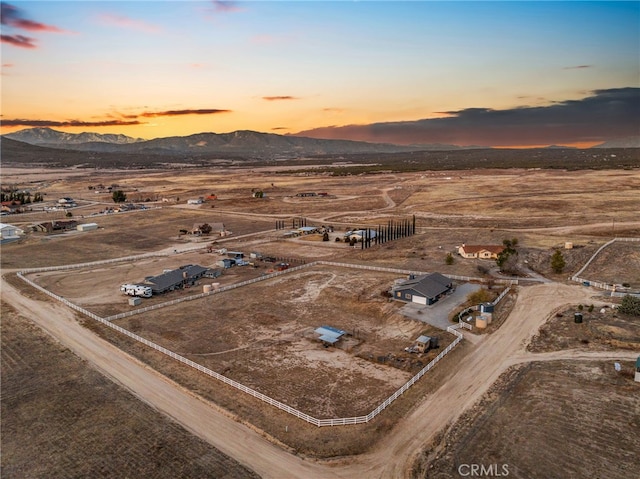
[144,264,208,291]
[394,272,452,299]
[460,245,504,254]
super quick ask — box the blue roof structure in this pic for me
[315,326,346,344]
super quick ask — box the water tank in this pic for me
[203,284,212,293]
[574,312,583,323]
[480,302,494,313]
[481,313,492,324]
[475,317,488,329]
[128,297,142,306]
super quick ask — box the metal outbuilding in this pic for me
[77,223,98,232]
[314,326,346,345]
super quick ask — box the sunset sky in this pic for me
[1,1,639,147]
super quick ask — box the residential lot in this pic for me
[2,165,639,469]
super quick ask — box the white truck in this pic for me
[120,283,152,298]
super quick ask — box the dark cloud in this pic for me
[1,119,142,127]
[271,127,289,131]
[1,34,36,48]
[263,96,299,101]
[1,2,66,33]
[2,109,231,128]
[293,88,640,147]
[563,65,592,70]
[138,109,231,117]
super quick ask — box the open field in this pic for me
[2,164,640,475]
[411,360,640,479]
[528,307,640,352]
[0,302,260,479]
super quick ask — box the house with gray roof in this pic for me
[392,272,453,305]
[141,264,209,294]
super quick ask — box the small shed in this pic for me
[77,223,98,232]
[217,258,235,269]
[314,326,346,346]
[414,335,432,353]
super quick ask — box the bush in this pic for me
[618,295,640,316]
[467,289,493,304]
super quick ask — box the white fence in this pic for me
[17,260,471,427]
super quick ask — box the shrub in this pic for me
[618,295,640,316]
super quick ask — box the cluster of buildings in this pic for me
[122,264,222,298]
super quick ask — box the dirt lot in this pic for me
[411,360,640,479]
[2,165,640,472]
[31,262,453,418]
[528,306,640,352]
[0,302,260,479]
[579,240,640,288]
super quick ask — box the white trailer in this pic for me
[120,283,152,298]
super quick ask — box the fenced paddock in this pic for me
[18,260,470,427]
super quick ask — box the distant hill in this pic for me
[3,127,429,158]
[2,136,639,170]
[591,137,640,148]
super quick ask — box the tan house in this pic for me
[191,222,226,236]
[458,244,504,259]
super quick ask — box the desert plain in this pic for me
[2,163,640,478]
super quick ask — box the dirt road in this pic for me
[2,276,634,479]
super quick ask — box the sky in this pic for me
[1,1,639,147]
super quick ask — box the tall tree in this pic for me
[550,249,566,273]
[112,190,127,203]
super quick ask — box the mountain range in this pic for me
[2,127,447,158]
[2,128,638,169]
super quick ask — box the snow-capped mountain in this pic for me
[3,127,144,146]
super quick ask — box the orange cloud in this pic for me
[138,109,231,117]
[262,96,299,101]
[2,119,142,127]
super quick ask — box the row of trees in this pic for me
[0,191,44,204]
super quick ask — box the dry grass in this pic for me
[0,302,260,479]
[412,360,640,479]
